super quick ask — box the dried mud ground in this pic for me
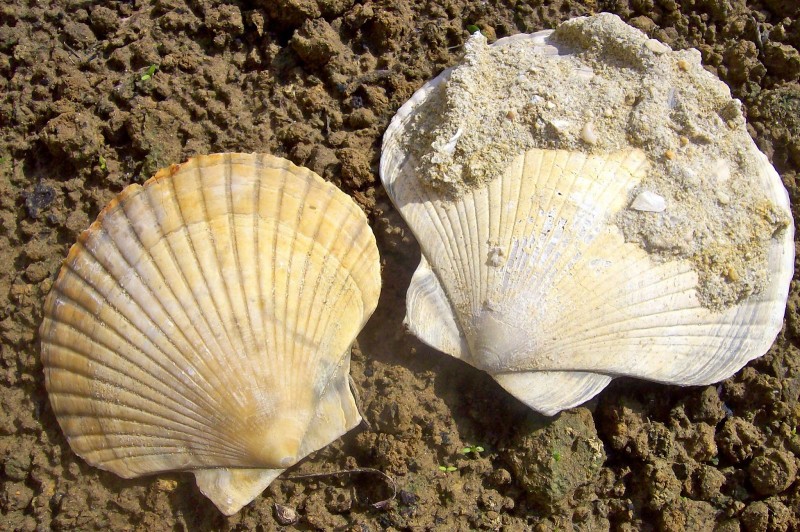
[1,0,800,530]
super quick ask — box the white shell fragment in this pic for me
[630,191,667,212]
[581,122,598,145]
[380,14,794,416]
[40,153,381,515]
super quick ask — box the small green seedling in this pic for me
[460,444,484,456]
[466,24,480,34]
[98,155,107,171]
[141,64,158,81]
[438,465,458,473]
[552,451,562,462]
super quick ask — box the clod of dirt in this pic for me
[41,112,105,166]
[764,43,800,82]
[642,458,682,510]
[688,386,727,424]
[61,21,97,49]
[291,19,346,67]
[657,496,717,531]
[741,498,793,532]
[502,408,605,506]
[89,6,119,36]
[259,0,355,28]
[751,86,800,169]
[747,449,798,495]
[717,417,764,463]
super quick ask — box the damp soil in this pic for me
[1,1,799,530]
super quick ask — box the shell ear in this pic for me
[194,468,283,516]
[404,255,469,359]
[493,371,612,417]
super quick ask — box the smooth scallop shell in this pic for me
[40,153,381,515]
[380,32,794,416]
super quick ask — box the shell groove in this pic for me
[40,153,381,514]
[380,28,794,416]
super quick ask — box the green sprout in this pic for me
[140,64,158,81]
[466,24,480,34]
[98,155,107,171]
[460,444,484,456]
[438,465,458,473]
[552,451,562,462]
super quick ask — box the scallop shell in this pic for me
[380,24,794,416]
[40,153,381,514]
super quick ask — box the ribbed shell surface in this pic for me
[380,33,794,416]
[40,153,381,486]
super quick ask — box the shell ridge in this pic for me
[163,161,245,396]
[457,193,481,313]
[282,170,316,393]
[508,150,561,301]
[507,151,641,310]
[293,184,339,383]
[497,153,535,300]
[224,153,261,377]
[527,152,620,295]
[194,160,251,396]
[60,236,229,421]
[442,202,475,315]
[269,163,288,385]
[550,236,674,328]
[304,216,364,369]
[43,321,233,443]
[160,167,247,414]
[56,407,246,464]
[392,167,470,306]
[499,152,538,299]
[53,396,245,466]
[250,155,267,384]
[137,176,244,413]
[470,185,491,313]
[486,176,503,314]
[516,151,583,308]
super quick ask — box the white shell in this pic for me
[630,190,667,212]
[380,31,794,416]
[40,153,381,514]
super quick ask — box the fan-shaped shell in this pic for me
[380,19,794,416]
[40,153,381,514]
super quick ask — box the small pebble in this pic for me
[677,59,689,71]
[713,159,731,182]
[630,191,667,212]
[644,39,670,54]
[274,503,298,525]
[581,122,598,145]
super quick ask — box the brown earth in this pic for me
[1,0,800,530]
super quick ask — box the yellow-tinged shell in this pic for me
[40,153,381,515]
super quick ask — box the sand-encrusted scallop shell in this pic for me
[380,18,794,416]
[40,153,381,514]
